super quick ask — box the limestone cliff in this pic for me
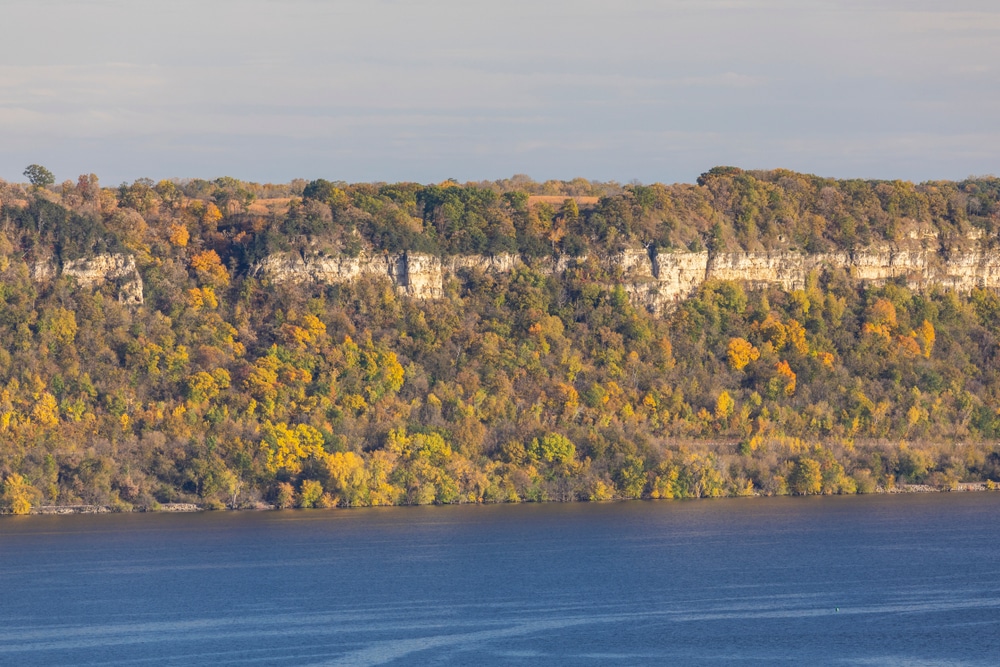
[24,246,1000,313]
[251,244,1000,314]
[251,252,445,298]
[941,251,1000,292]
[244,244,1000,314]
[61,254,144,305]
[251,252,400,287]
[25,253,144,304]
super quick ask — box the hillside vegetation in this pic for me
[1,167,1000,513]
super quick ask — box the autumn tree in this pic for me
[727,337,760,370]
[1,473,40,514]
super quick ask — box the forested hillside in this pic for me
[2,167,1000,513]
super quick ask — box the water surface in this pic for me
[2,494,999,665]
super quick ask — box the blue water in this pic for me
[1,494,999,665]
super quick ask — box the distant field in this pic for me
[247,197,293,215]
[527,195,599,208]
[244,196,599,216]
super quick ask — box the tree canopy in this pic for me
[1,168,1000,513]
[23,164,55,189]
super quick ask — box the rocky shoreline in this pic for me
[884,482,994,494]
[30,503,202,515]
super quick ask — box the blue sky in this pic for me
[1,0,998,185]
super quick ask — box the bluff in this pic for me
[21,244,1000,311]
[30,253,144,305]
[252,241,1000,314]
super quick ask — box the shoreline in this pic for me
[21,482,998,515]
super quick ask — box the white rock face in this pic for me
[247,244,1000,314]
[849,249,930,284]
[251,252,398,286]
[30,261,57,282]
[613,249,709,313]
[447,253,522,275]
[396,253,443,299]
[23,239,1000,314]
[941,252,1000,291]
[252,252,445,298]
[708,252,814,290]
[61,254,143,304]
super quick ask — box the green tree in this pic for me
[298,479,324,508]
[23,164,55,189]
[790,458,822,495]
[303,179,338,202]
[530,433,576,464]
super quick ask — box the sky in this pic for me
[1,0,999,186]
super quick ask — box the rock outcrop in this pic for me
[251,244,1000,314]
[34,245,993,315]
[251,252,401,288]
[61,254,144,304]
[939,251,1000,292]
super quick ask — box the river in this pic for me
[2,493,999,665]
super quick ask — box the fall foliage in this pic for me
[2,167,1000,512]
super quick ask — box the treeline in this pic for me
[1,167,1000,513]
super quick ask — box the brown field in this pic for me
[244,195,600,216]
[527,195,599,208]
[247,197,294,215]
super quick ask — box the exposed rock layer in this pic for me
[253,245,1000,313]
[30,254,144,304]
[26,246,1000,314]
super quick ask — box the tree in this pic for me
[790,458,822,495]
[727,337,760,371]
[2,473,39,514]
[530,433,576,464]
[298,479,324,508]
[560,197,580,224]
[190,250,230,287]
[303,178,337,202]
[77,173,100,202]
[715,390,734,419]
[914,319,935,358]
[23,164,55,189]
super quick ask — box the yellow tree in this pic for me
[727,337,760,371]
[298,480,325,508]
[914,319,935,358]
[168,223,190,247]
[260,421,326,474]
[785,318,809,355]
[323,451,369,506]
[775,360,797,396]
[190,250,230,288]
[715,390,734,420]
[1,473,40,514]
[758,313,787,350]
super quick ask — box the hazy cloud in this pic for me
[0,0,997,184]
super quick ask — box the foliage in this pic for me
[1,168,1000,510]
[23,165,55,189]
